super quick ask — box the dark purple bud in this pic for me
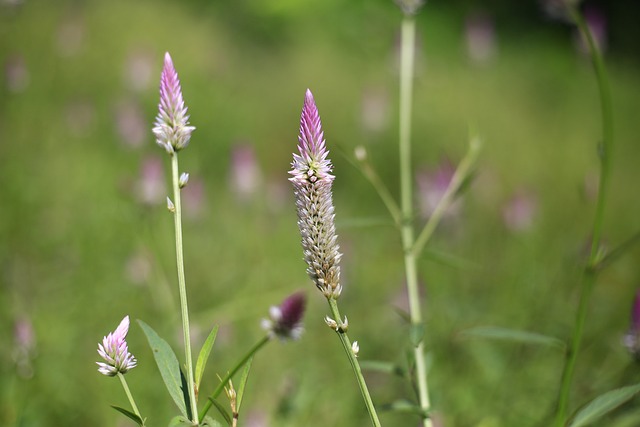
[262,292,306,341]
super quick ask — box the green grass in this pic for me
[1,0,640,426]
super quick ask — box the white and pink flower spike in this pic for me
[97,315,137,376]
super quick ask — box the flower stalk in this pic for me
[153,52,198,424]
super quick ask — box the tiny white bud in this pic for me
[179,172,190,188]
[341,316,349,332]
[324,316,338,330]
[354,145,367,162]
[351,341,359,357]
[166,197,175,212]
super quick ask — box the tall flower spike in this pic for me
[97,316,137,376]
[289,89,342,299]
[152,52,195,153]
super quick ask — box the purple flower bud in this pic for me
[97,316,137,376]
[262,293,306,341]
[289,90,342,299]
[624,290,640,359]
[152,52,195,153]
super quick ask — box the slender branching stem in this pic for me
[170,152,198,424]
[328,298,382,427]
[553,6,614,426]
[199,336,270,420]
[356,153,402,226]
[412,137,480,257]
[398,16,433,427]
[117,372,144,425]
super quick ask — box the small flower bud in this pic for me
[324,316,338,330]
[179,172,190,188]
[354,145,367,162]
[351,341,360,358]
[262,292,306,341]
[166,197,175,212]
[340,316,349,332]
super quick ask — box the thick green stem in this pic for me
[399,16,432,427]
[553,6,614,426]
[117,372,144,425]
[328,298,382,427]
[199,336,270,420]
[170,153,198,424]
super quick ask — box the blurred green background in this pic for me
[2,0,640,426]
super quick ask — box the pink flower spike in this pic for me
[152,52,195,153]
[97,315,137,376]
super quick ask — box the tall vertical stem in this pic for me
[399,16,432,427]
[171,153,198,424]
[553,6,614,426]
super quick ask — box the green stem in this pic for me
[170,153,198,424]
[412,137,480,257]
[553,6,614,426]
[399,16,432,427]
[199,336,270,420]
[355,151,402,226]
[117,372,144,425]
[328,298,382,427]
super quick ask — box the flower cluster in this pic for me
[289,90,343,299]
[262,292,306,341]
[152,52,195,154]
[97,316,137,376]
[624,290,640,360]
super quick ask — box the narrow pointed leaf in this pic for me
[236,356,253,412]
[196,325,219,390]
[460,326,565,350]
[208,398,232,426]
[111,406,144,426]
[138,320,189,419]
[360,360,406,378]
[568,383,640,427]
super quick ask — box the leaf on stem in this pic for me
[360,360,406,378]
[236,356,254,412]
[459,326,565,350]
[138,320,190,419]
[409,323,426,347]
[168,415,194,427]
[568,383,640,427]
[111,406,144,426]
[196,325,219,391]
[208,397,232,426]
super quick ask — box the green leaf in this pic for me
[379,399,429,417]
[196,325,219,391]
[168,415,193,427]
[110,406,144,426]
[568,383,640,427]
[138,320,189,419]
[201,415,223,427]
[409,323,425,347]
[459,326,565,350]
[360,360,406,378]
[208,398,232,426]
[236,356,253,412]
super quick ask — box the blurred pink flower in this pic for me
[229,143,262,203]
[114,99,146,148]
[502,191,538,232]
[13,315,36,378]
[97,316,137,376]
[183,175,206,220]
[56,16,85,57]
[125,248,153,286]
[465,12,497,64]
[624,290,640,360]
[416,160,462,220]
[360,88,389,134]
[574,6,607,55]
[135,156,166,206]
[4,54,29,93]
[261,292,306,341]
[124,48,154,92]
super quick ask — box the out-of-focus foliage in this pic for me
[1,0,640,426]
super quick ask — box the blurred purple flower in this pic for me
[360,88,389,134]
[153,52,195,153]
[465,13,497,64]
[114,99,146,148]
[135,156,166,206]
[416,160,462,220]
[574,6,607,55]
[624,290,640,360]
[502,191,538,232]
[262,292,306,341]
[183,175,206,220]
[4,54,29,93]
[229,143,262,203]
[97,316,137,376]
[289,89,342,299]
[13,315,36,378]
